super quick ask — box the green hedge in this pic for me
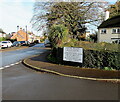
[61,41,119,52]
[83,50,119,70]
[51,47,120,70]
[0,37,6,41]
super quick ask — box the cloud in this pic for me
[0,0,117,35]
[0,0,35,3]
[0,1,35,34]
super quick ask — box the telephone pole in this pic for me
[25,25,28,41]
[17,25,19,41]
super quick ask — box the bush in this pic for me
[0,37,6,41]
[50,40,119,70]
[51,47,120,70]
[61,41,119,52]
[83,50,120,70]
[34,40,39,44]
[48,24,69,48]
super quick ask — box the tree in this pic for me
[89,34,97,43]
[108,0,120,18]
[31,2,108,44]
[0,28,5,33]
[48,24,69,47]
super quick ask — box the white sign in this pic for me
[63,47,83,63]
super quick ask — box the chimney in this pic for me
[105,10,110,20]
[20,28,22,30]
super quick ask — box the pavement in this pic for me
[23,50,120,83]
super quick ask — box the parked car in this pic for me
[0,41,13,48]
[44,39,51,47]
[33,40,39,44]
[12,41,21,47]
[19,41,30,46]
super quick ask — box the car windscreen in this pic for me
[2,42,7,43]
[19,41,25,43]
[45,39,50,43]
[13,42,18,44]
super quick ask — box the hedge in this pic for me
[51,47,120,70]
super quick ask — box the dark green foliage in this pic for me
[62,41,119,52]
[48,24,69,48]
[51,48,120,70]
[6,39,17,43]
[0,37,7,41]
[108,1,120,18]
[0,28,5,33]
[89,34,97,43]
[32,2,107,45]
[83,50,120,70]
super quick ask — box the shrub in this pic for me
[48,24,69,48]
[0,37,6,41]
[51,47,120,70]
[61,40,119,52]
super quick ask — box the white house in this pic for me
[0,33,6,38]
[98,15,120,44]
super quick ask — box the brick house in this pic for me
[11,28,28,41]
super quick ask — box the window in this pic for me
[117,29,120,33]
[101,29,106,34]
[112,29,117,33]
[111,38,120,44]
[112,28,120,34]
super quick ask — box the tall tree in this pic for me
[0,28,5,33]
[31,2,108,40]
[108,0,120,18]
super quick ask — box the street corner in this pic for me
[22,52,120,84]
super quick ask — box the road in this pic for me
[1,43,119,100]
[0,43,46,67]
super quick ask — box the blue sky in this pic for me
[0,0,117,36]
[0,0,38,35]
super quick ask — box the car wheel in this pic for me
[16,44,18,47]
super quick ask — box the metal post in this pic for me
[25,25,27,41]
[17,26,19,41]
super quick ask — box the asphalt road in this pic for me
[0,43,46,67]
[1,43,119,100]
[2,63,119,100]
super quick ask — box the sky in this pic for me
[0,0,117,36]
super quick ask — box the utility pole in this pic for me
[17,25,19,41]
[25,25,28,41]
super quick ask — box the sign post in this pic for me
[63,47,83,63]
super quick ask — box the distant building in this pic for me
[11,28,39,43]
[85,31,91,38]
[27,32,36,43]
[0,32,7,38]
[98,15,120,43]
[11,28,28,41]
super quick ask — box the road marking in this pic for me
[0,67,3,70]
[4,66,10,68]
[0,61,22,70]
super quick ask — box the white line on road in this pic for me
[0,61,22,70]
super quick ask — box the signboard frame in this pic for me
[63,47,83,63]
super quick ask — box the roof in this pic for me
[98,15,120,28]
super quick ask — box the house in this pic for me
[11,28,28,41]
[35,36,41,43]
[11,28,39,43]
[27,32,36,43]
[98,15,120,43]
[85,31,91,38]
[0,32,7,38]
